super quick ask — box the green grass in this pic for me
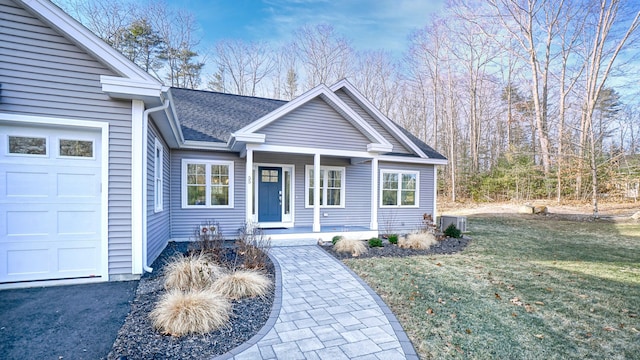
[345,215,640,359]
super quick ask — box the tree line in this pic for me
[60,0,640,214]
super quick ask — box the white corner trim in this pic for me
[433,165,438,218]
[18,0,158,82]
[130,100,145,275]
[330,79,429,158]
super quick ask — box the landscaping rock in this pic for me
[107,242,275,360]
[323,235,470,260]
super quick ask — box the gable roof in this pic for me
[233,84,393,150]
[167,85,446,162]
[170,88,286,143]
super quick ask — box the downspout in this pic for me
[141,99,170,273]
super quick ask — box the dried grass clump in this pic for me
[163,253,225,291]
[334,238,368,257]
[150,289,231,336]
[212,269,272,300]
[399,232,438,250]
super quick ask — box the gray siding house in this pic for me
[0,0,446,289]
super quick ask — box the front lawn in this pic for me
[345,215,640,359]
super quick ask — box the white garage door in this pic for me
[0,123,103,284]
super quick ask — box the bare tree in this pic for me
[578,0,639,216]
[211,40,274,96]
[293,24,354,88]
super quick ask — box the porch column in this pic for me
[433,165,438,219]
[370,157,379,230]
[313,153,321,232]
[245,147,254,226]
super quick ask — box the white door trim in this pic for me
[0,113,110,283]
[253,162,295,228]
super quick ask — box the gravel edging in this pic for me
[322,235,471,260]
[107,242,275,360]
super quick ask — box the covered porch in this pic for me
[240,144,385,240]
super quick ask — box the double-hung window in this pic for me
[305,165,345,208]
[381,170,419,207]
[182,159,234,208]
[154,139,164,212]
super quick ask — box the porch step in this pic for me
[270,238,319,247]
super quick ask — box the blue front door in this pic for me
[258,167,282,222]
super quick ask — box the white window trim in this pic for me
[181,159,234,209]
[154,138,164,213]
[380,169,420,208]
[305,165,346,208]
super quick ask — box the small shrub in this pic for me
[422,213,438,234]
[368,237,383,247]
[150,289,230,337]
[236,223,271,270]
[334,238,368,257]
[444,223,462,238]
[388,234,399,245]
[399,232,437,250]
[163,253,225,291]
[212,269,272,300]
[332,235,343,245]
[189,221,225,261]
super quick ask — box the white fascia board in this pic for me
[101,76,164,103]
[330,79,428,158]
[252,144,374,158]
[377,155,448,165]
[235,84,391,148]
[367,143,393,153]
[19,0,159,83]
[231,133,266,143]
[180,140,234,151]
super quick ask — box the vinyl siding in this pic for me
[260,98,373,151]
[0,0,134,276]
[146,122,170,264]
[334,89,413,155]
[170,150,246,240]
[378,162,435,234]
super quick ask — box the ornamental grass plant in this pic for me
[150,289,231,337]
[334,237,368,257]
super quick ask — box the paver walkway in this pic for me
[218,246,418,360]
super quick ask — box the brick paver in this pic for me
[217,246,418,360]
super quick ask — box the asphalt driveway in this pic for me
[0,281,138,360]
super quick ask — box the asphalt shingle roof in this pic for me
[170,87,286,143]
[169,87,446,161]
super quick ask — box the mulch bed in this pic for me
[321,236,471,260]
[107,242,275,360]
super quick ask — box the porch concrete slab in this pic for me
[218,246,418,360]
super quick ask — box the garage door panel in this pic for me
[6,247,50,276]
[0,123,103,284]
[5,210,50,236]
[5,171,49,197]
[58,210,98,235]
[58,246,99,272]
[57,172,99,197]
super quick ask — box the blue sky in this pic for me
[174,0,445,55]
